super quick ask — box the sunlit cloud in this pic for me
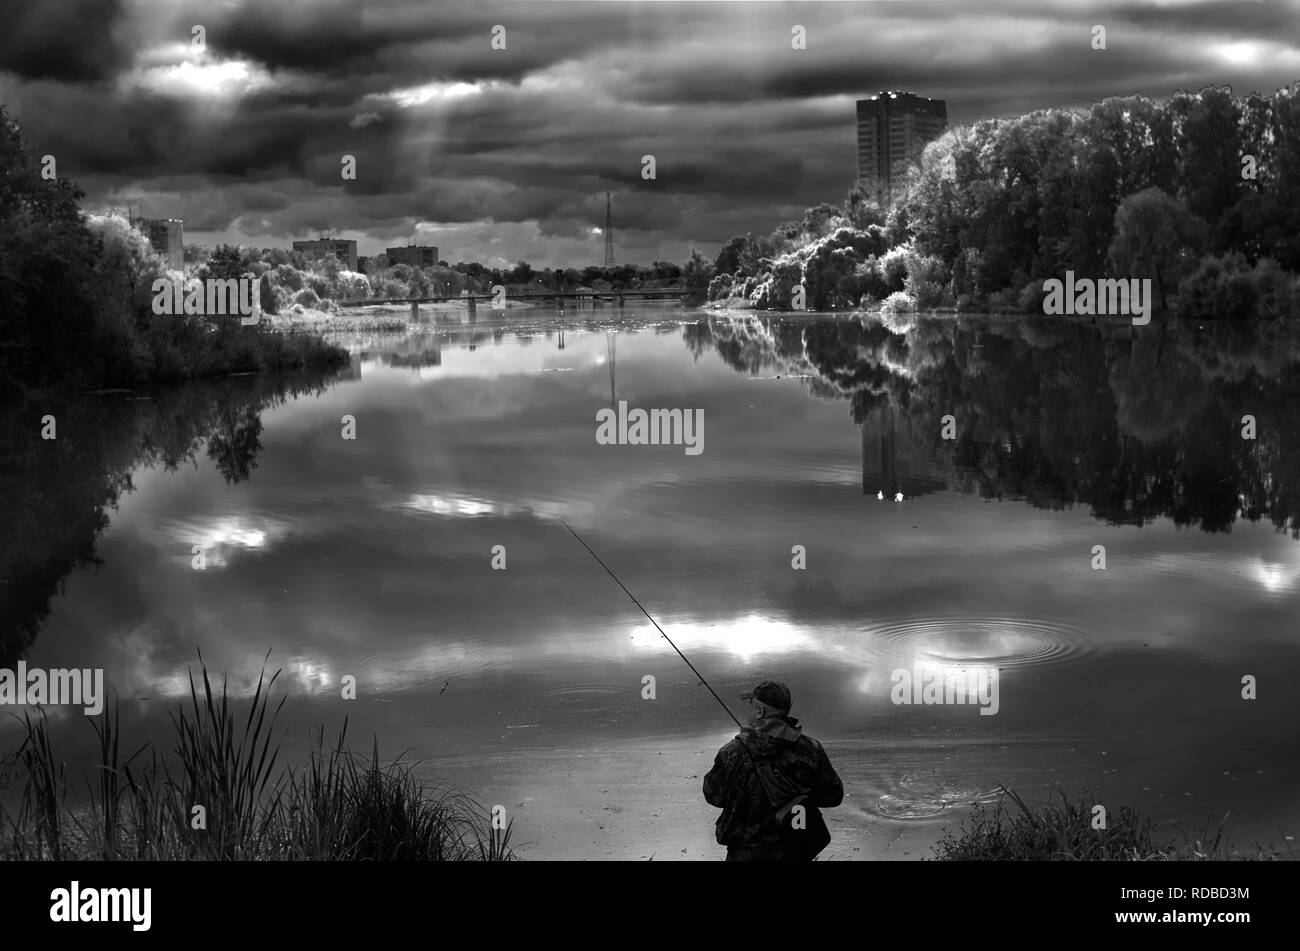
[161,516,289,568]
[286,657,335,694]
[1212,40,1300,71]
[628,615,815,661]
[382,80,483,108]
[391,492,568,522]
[119,57,274,100]
[399,494,497,517]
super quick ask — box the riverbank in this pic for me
[414,733,1287,861]
[12,708,1276,861]
[0,318,350,401]
[272,298,544,333]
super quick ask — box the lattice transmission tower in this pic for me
[603,192,615,267]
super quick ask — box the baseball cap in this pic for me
[739,680,792,712]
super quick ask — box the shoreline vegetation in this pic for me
[0,100,697,398]
[272,298,539,334]
[6,83,1300,399]
[0,657,514,861]
[697,85,1300,320]
[931,786,1292,861]
[0,107,349,399]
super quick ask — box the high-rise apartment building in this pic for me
[137,217,184,271]
[292,238,358,272]
[856,91,948,208]
[385,245,439,268]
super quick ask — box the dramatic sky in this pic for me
[1,0,1297,267]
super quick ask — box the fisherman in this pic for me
[703,680,844,861]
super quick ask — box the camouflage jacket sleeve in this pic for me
[806,738,844,808]
[702,739,738,807]
[702,737,785,848]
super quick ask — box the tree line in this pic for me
[704,84,1300,319]
[0,107,345,397]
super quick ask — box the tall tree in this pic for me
[1107,188,1205,311]
[207,244,245,282]
[1170,87,1244,237]
[844,182,886,230]
[682,249,715,293]
[259,273,278,316]
[0,106,105,389]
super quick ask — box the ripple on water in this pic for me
[866,615,1094,672]
[360,647,493,679]
[541,685,628,701]
[539,684,631,717]
[866,774,1003,820]
[1135,552,1298,601]
[1136,552,1230,575]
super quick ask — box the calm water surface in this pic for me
[4,308,1299,859]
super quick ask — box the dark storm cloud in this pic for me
[201,0,686,88]
[1,0,1298,266]
[1121,0,1300,33]
[607,2,1290,113]
[0,0,131,82]
[208,2,395,75]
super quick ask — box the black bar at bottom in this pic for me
[9,859,1289,939]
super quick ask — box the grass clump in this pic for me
[0,653,514,861]
[930,784,1291,861]
[280,724,512,861]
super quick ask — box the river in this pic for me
[3,306,1298,860]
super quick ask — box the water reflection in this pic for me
[5,313,1298,686]
[0,371,340,667]
[3,311,1298,856]
[686,313,1300,538]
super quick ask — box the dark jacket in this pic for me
[702,715,843,848]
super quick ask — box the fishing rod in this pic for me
[561,520,744,731]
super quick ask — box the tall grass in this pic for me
[931,784,1291,861]
[3,712,68,859]
[168,652,286,859]
[0,657,514,861]
[277,722,512,861]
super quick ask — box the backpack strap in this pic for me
[737,735,804,811]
